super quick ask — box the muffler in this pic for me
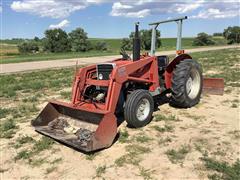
[31,101,117,152]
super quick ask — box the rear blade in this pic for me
[203,77,224,95]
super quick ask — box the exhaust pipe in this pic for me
[133,22,140,61]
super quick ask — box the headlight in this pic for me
[98,73,103,80]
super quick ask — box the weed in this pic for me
[118,129,129,143]
[201,155,240,180]
[194,138,209,153]
[154,114,179,122]
[51,158,63,164]
[152,125,174,133]
[86,153,99,160]
[95,165,106,178]
[138,166,155,180]
[135,134,152,143]
[166,145,191,164]
[45,166,57,174]
[166,115,180,121]
[0,119,18,138]
[154,114,166,121]
[15,150,31,160]
[14,135,35,149]
[115,144,151,167]
[228,130,240,139]
[32,136,55,153]
[158,137,172,146]
[15,137,55,162]
[231,103,238,108]
[0,108,11,119]
[30,158,47,167]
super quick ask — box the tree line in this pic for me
[18,28,108,54]
[18,25,240,54]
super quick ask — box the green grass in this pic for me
[135,134,152,143]
[138,166,155,180]
[15,136,55,162]
[166,145,191,164]
[118,129,129,143]
[201,155,240,180]
[115,144,151,167]
[95,165,106,178]
[151,124,174,133]
[192,48,240,87]
[1,37,228,64]
[0,68,74,98]
[158,136,172,146]
[14,135,35,149]
[0,108,12,119]
[0,119,19,138]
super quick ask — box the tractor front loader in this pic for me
[32,16,224,152]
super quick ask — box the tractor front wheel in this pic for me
[170,59,203,108]
[124,90,154,128]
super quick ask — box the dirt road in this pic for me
[1,45,239,74]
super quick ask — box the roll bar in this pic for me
[149,16,188,56]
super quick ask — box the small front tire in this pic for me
[124,90,154,128]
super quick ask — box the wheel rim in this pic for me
[136,98,150,121]
[186,67,201,99]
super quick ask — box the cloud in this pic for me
[191,1,240,19]
[110,0,239,19]
[0,5,2,13]
[11,0,106,18]
[10,0,240,19]
[49,19,70,29]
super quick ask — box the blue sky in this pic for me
[1,0,240,39]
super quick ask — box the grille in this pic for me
[97,63,115,80]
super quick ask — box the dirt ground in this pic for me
[1,86,239,180]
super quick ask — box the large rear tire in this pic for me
[124,90,154,128]
[170,59,203,108]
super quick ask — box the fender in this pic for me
[164,54,192,89]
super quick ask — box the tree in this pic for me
[68,28,90,52]
[121,29,161,51]
[213,32,223,36]
[95,41,108,51]
[193,32,215,46]
[43,29,71,53]
[18,41,39,54]
[34,36,40,42]
[223,26,240,44]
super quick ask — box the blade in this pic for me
[203,78,224,95]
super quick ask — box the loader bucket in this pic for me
[203,78,224,95]
[32,102,117,152]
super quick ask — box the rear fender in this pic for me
[164,54,192,89]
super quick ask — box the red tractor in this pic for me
[32,16,223,152]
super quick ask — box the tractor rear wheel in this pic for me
[170,59,203,108]
[124,90,154,128]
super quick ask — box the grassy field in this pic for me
[0,37,228,64]
[0,48,239,179]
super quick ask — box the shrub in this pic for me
[95,41,108,51]
[68,28,90,52]
[193,32,215,46]
[18,41,39,54]
[43,28,71,53]
[223,26,240,44]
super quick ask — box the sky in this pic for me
[1,0,240,39]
